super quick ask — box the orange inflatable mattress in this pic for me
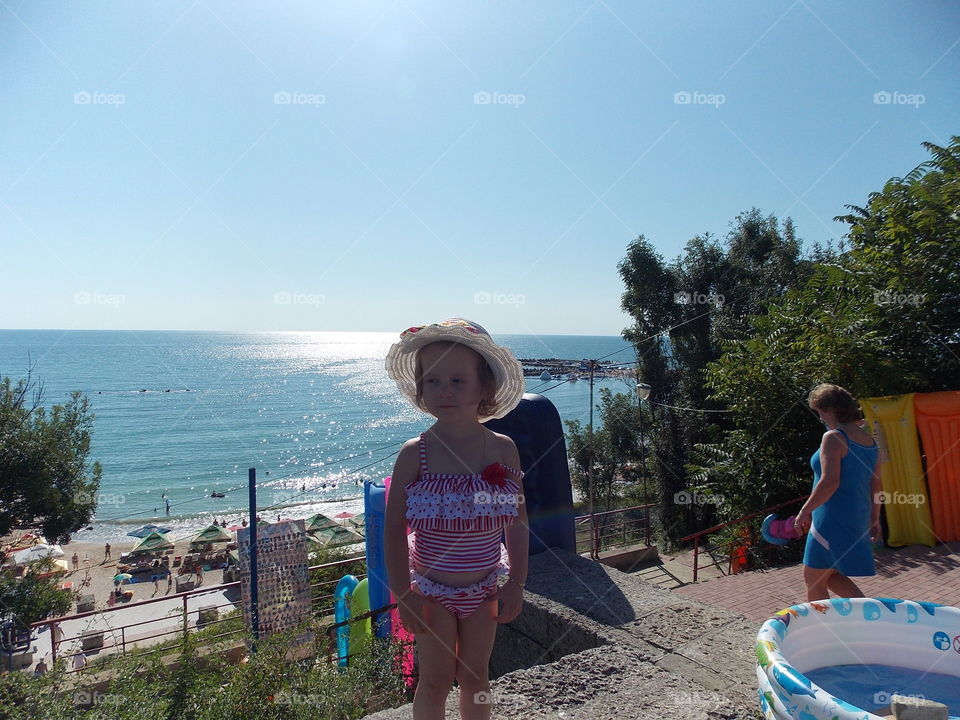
[914,391,960,543]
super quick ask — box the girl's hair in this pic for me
[807,383,862,423]
[414,341,498,419]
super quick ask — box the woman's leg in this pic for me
[826,572,864,598]
[802,565,835,601]
[413,595,459,720]
[455,595,499,720]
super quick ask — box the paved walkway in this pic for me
[674,541,960,623]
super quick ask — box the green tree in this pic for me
[0,372,102,545]
[565,389,643,511]
[617,214,809,540]
[0,556,73,631]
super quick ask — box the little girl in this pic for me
[384,318,528,720]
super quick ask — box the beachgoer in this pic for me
[383,319,528,718]
[165,499,170,515]
[52,622,63,653]
[195,564,203,585]
[34,658,48,676]
[167,568,173,592]
[241,519,248,527]
[103,543,111,562]
[71,553,79,571]
[72,651,87,671]
[795,383,882,602]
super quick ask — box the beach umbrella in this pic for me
[12,544,65,566]
[128,524,172,538]
[309,525,364,548]
[113,573,133,583]
[25,559,69,577]
[305,513,339,532]
[189,524,232,545]
[334,511,355,519]
[130,531,174,555]
[346,513,365,529]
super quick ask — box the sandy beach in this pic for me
[5,536,236,672]
[55,538,228,611]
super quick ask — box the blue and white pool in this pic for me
[756,598,960,719]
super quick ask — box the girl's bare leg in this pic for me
[455,596,499,720]
[413,597,459,720]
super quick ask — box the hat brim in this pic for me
[386,325,525,422]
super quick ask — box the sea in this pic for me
[0,330,637,543]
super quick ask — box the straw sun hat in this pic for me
[385,318,525,421]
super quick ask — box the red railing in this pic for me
[678,495,808,582]
[29,557,366,673]
[574,504,655,559]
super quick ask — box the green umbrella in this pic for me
[130,531,174,555]
[305,513,339,533]
[189,524,232,546]
[113,573,133,583]
[309,525,364,548]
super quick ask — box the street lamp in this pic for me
[636,383,651,504]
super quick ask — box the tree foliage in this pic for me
[617,211,808,540]
[702,137,960,515]
[0,557,73,631]
[0,372,102,545]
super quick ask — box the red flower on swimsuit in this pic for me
[481,463,509,488]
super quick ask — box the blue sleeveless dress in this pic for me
[802,427,879,576]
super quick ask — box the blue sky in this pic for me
[2,1,957,336]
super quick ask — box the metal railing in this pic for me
[28,557,366,673]
[677,495,808,582]
[574,504,654,559]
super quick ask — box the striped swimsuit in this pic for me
[406,432,523,618]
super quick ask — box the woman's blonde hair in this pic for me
[807,383,862,423]
[414,341,498,419]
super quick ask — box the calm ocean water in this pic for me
[0,330,637,542]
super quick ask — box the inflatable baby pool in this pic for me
[756,598,960,719]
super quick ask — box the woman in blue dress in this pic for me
[794,384,882,602]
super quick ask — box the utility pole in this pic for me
[587,360,599,557]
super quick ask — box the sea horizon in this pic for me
[1,329,633,543]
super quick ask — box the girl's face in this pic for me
[417,342,485,419]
